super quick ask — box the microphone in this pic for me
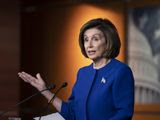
[0,83,56,118]
[46,84,56,90]
[48,82,67,104]
[38,82,68,120]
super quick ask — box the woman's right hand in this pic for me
[18,71,62,112]
[18,72,47,91]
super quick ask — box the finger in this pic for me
[36,73,43,81]
[22,72,36,80]
[36,73,45,84]
[18,73,31,83]
[19,72,37,84]
[19,73,38,88]
[22,72,38,83]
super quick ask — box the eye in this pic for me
[84,38,88,42]
[92,37,99,41]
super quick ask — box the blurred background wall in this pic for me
[0,0,160,120]
[0,0,20,118]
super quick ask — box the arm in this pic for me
[18,72,62,112]
[59,68,82,120]
[110,66,135,120]
[60,91,76,120]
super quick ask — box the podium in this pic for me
[1,112,64,120]
[34,112,65,120]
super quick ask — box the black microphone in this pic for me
[0,83,56,118]
[38,82,68,120]
[48,82,67,104]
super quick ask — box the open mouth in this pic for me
[88,50,96,55]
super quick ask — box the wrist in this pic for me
[41,90,54,101]
[37,85,47,91]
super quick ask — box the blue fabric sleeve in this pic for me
[110,66,135,120]
[59,69,81,120]
[60,95,76,120]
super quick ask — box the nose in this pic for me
[88,39,93,48]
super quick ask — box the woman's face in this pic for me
[84,28,107,61]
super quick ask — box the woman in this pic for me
[18,18,134,120]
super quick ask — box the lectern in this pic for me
[34,112,65,120]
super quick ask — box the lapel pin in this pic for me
[101,77,106,84]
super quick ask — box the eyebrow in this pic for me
[84,33,102,38]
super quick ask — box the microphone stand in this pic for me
[0,84,56,118]
[38,82,67,120]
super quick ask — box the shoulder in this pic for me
[111,59,134,84]
[112,59,132,73]
[77,63,93,73]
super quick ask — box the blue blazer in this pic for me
[60,59,134,120]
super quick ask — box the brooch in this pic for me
[101,77,106,84]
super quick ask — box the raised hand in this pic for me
[18,72,47,91]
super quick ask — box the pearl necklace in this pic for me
[93,59,111,69]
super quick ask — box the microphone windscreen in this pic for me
[62,82,68,88]
[47,83,56,90]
